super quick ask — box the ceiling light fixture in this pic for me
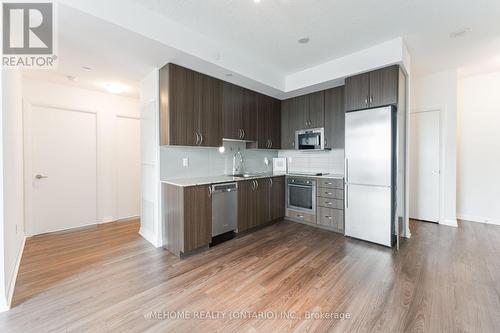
[298,37,310,44]
[101,82,129,94]
[82,66,93,71]
[449,28,471,38]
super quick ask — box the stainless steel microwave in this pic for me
[295,128,325,150]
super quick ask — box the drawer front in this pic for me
[317,197,344,209]
[318,178,343,189]
[317,207,344,230]
[318,188,344,200]
[286,210,316,223]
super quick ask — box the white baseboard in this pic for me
[101,216,115,223]
[440,218,458,227]
[457,214,500,226]
[139,227,161,248]
[1,235,27,312]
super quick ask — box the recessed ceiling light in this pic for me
[82,66,93,71]
[298,37,310,44]
[449,28,471,38]
[101,82,129,94]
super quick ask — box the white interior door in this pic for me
[410,111,440,222]
[115,116,140,219]
[28,105,97,235]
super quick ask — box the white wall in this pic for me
[1,68,25,311]
[411,69,458,226]
[457,71,500,225]
[23,78,141,232]
[278,149,345,175]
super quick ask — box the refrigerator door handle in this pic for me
[345,158,349,184]
[345,185,348,209]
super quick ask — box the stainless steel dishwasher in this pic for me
[211,182,238,237]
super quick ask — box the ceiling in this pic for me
[23,4,173,98]
[134,0,500,75]
[26,0,500,98]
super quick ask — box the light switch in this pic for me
[182,157,189,167]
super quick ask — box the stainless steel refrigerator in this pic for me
[345,105,405,248]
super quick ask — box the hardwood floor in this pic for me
[1,219,499,332]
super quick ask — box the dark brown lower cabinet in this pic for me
[270,176,285,220]
[237,180,258,233]
[237,177,285,233]
[164,184,212,256]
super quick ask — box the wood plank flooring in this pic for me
[0,219,499,332]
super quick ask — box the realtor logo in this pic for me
[2,2,57,67]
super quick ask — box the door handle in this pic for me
[35,174,48,180]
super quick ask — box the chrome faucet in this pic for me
[232,150,245,175]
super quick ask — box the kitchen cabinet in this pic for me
[307,91,325,129]
[159,63,222,147]
[344,65,399,112]
[163,184,212,256]
[238,176,284,233]
[280,99,294,150]
[324,86,345,149]
[269,176,285,221]
[237,180,258,233]
[316,177,345,233]
[222,82,257,141]
[280,91,325,149]
[257,94,281,149]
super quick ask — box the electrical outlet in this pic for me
[182,157,189,167]
[264,157,269,165]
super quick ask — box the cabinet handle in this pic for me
[325,182,332,185]
[270,139,272,148]
[208,186,212,197]
[242,129,245,139]
[292,141,295,148]
[326,202,333,205]
[365,97,368,106]
[297,215,304,219]
[325,192,333,195]
[195,132,200,145]
[199,133,203,145]
[325,216,333,220]
[370,95,373,105]
[269,178,273,187]
[255,179,259,190]
[324,138,327,146]
[251,180,256,190]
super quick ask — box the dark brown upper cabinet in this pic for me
[324,86,345,149]
[257,94,281,149]
[344,65,399,112]
[159,63,222,147]
[222,82,257,141]
[280,91,325,149]
[307,91,325,129]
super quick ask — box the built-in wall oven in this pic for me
[286,176,316,214]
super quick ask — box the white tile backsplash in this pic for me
[278,149,345,175]
[160,141,278,180]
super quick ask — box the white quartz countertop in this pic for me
[161,172,343,187]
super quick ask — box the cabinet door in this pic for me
[222,82,243,140]
[368,66,398,108]
[324,86,345,149]
[269,98,281,149]
[270,176,285,220]
[281,99,294,149]
[307,91,325,128]
[257,94,270,149]
[242,88,258,141]
[184,185,212,252]
[197,73,223,147]
[291,95,308,130]
[237,180,257,232]
[344,72,370,112]
[162,64,198,146]
[257,178,271,226]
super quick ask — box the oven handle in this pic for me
[288,184,314,189]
